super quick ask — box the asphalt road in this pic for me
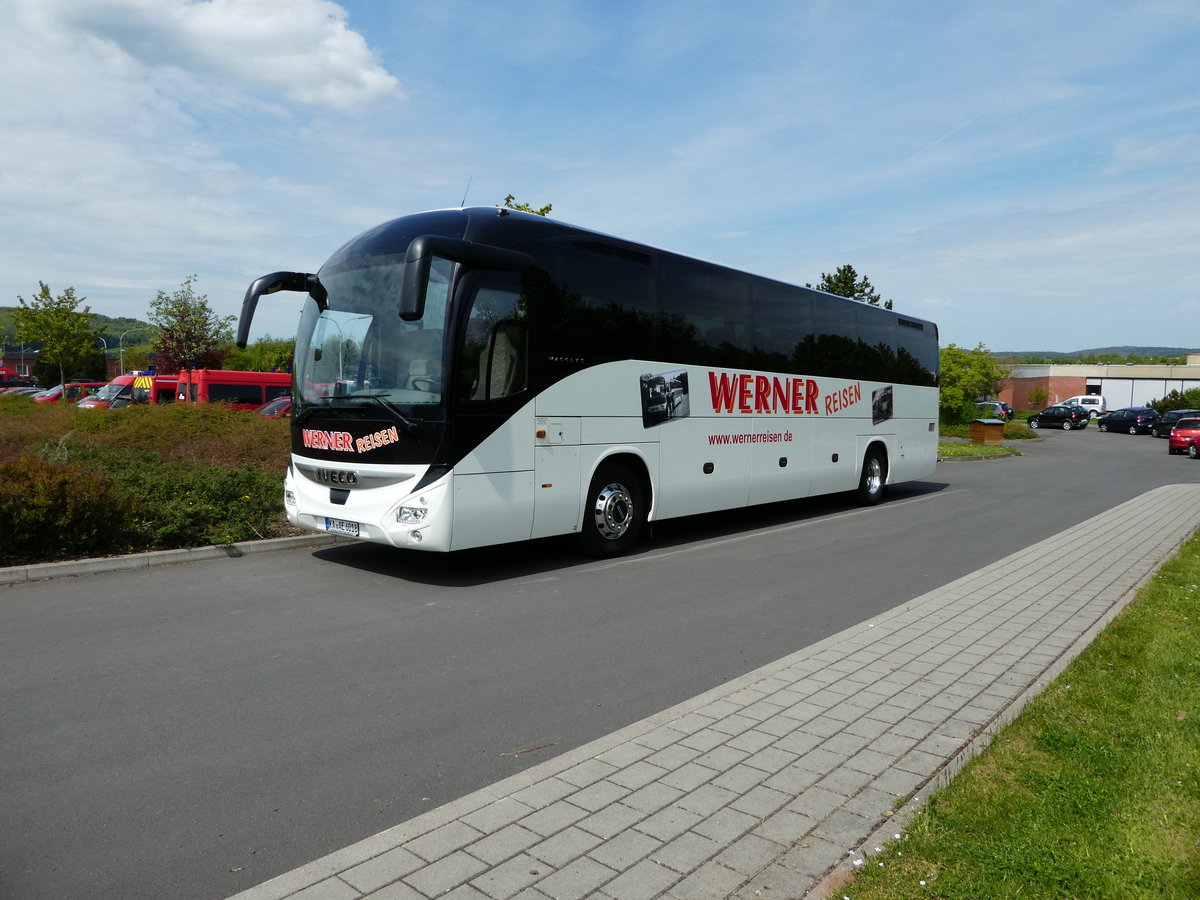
[2,427,1197,900]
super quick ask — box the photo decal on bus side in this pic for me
[640,368,691,428]
[873,385,894,425]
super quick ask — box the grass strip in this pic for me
[842,529,1200,899]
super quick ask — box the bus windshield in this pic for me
[294,256,454,417]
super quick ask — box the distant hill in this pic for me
[0,306,158,348]
[995,347,1198,361]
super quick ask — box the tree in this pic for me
[12,282,104,387]
[499,193,552,217]
[224,335,295,372]
[939,343,1006,424]
[1148,388,1200,413]
[1026,387,1050,410]
[148,276,234,374]
[808,265,893,310]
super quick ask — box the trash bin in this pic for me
[968,418,1006,444]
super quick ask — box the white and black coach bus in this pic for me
[237,207,939,557]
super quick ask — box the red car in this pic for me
[1167,417,1200,456]
[255,396,291,418]
[34,382,107,404]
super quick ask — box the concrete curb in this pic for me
[0,533,352,587]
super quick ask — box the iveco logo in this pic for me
[316,468,358,486]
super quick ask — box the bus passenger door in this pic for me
[532,417,581,539]
[449,274,536,550]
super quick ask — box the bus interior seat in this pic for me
[473,326,522,400]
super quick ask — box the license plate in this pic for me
[325,517,360,537]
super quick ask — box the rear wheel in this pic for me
[577,462,645,557]
[1129,425,1138,435]
[856,447,887,506]
[1062,420,1072,431]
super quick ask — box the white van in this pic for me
[1064,395,1107,417]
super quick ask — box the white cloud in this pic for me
[0,0,1196,353]
[24,0,402,111]
[1104,133,1200,175]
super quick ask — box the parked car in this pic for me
[33,382,108,404]
[1150,408,1200,438]
[1167,417,1200,455]
[255,396,291,418]
[1028,404,1090,430]
[1097,407,1160,434]
[975,401,1014,421]
[1063,395,1107,418]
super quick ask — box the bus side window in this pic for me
[475,321,526,400]
[459,283,526,401]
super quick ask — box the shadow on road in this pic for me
[310,479,951,586]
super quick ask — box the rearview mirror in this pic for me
[399,236,532,321]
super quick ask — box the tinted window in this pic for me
[209,383,264,405]
[660,257,751,354]
[527,235,938,385]
[752,279,810,363]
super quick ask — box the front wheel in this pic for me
[1190,444,1199,459]
[1099,422,1108,432]
[856,447,887,506]
[576,463,646,557]
[1029,418,1040,430]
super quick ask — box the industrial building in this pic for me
[1001,354,1200,410]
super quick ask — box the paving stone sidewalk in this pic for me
[228,484,1200,900]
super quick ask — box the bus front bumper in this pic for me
[284,462,453,552]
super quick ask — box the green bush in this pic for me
[43,442,283,549]
[0,402,293,565]
[0,456,135,565]
[1147,388,1200,413]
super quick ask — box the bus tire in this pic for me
[577,463,645,557]
[856,447,887,506]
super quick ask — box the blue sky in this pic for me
[2,0,1198,351]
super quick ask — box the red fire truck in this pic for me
[174,369,291,410]
[77,372,178,409]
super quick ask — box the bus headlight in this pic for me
[397,505,429,525]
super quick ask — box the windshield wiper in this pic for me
[328,391,422,434]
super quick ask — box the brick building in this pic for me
[1002,355,1200,411]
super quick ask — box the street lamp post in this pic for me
[118,329,135,375]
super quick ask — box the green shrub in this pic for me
[0,402,292,565]
[43,442,284,549]
[1147,388,1200,413]
[0,456,134,565]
